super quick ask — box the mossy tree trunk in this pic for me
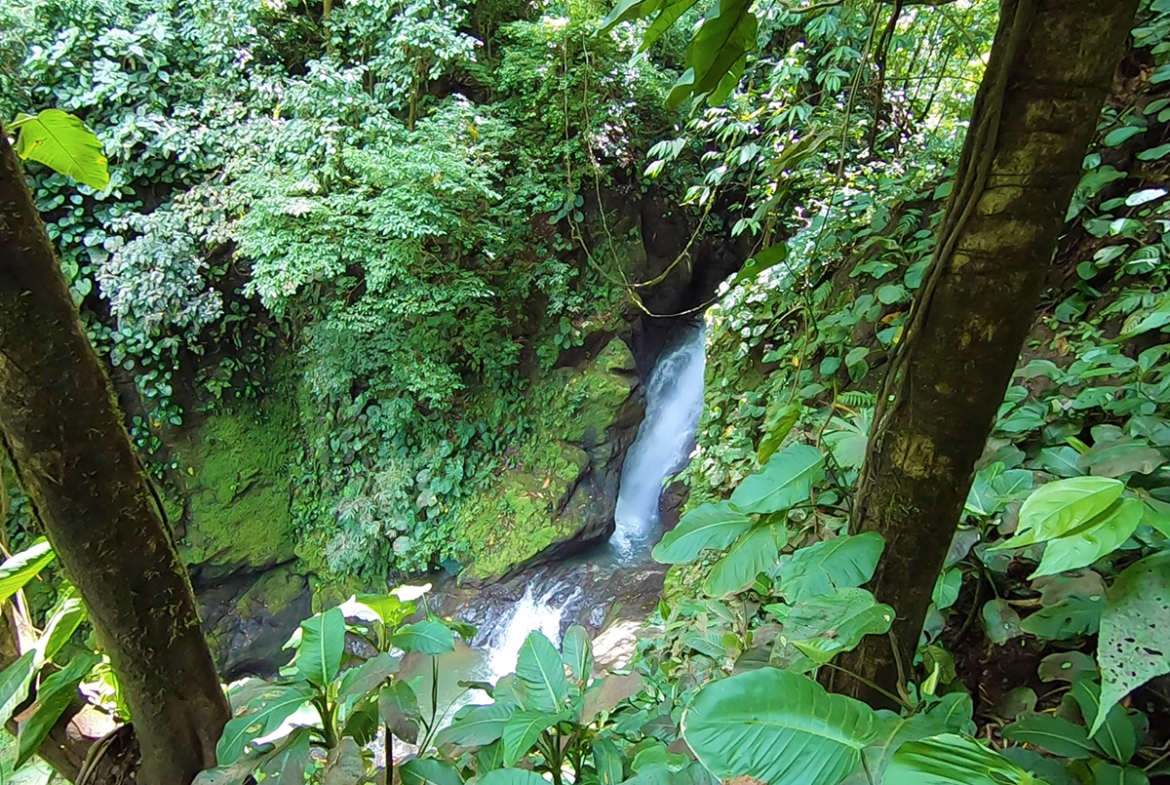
[831,0,1137,706]
[0,127,230,782]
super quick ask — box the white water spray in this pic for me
[477,580,581,681]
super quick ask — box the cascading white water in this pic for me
[477,581,581,681]
[610,324,707,559]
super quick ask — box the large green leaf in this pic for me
[702,524,782,596]
[839,694,975,785]
[681,667,878,785]
[595,738,625,785]
[477,770,549,785]
[216,683,314,765]
[561,624,593,681]
[1071,678,1134,764]
[1090,761,1150,785]
[15,652,100,767]
[11,109,109,190]
[678,0,756,101]
[259,728,312,784]
[729,444,824,515]
[339,593,414,628]
[0,538,54,604]
[777,532,884,604]
[991,476,1124,550]
[36,595,86,665]
[502,709,555,766]
[435,702,516,747]
[641,0,702,50]
[322,738,364,785]
[1094,552,1170,736]
[400,759,465,785]
[1001,715,1098,759]
[515,631,570,713]
[652,502,751,564]
[769,588,893,672]
[293,607,345,688]
[380,680,421,743]
[336,652,398,705]
[1019,595,1103,640]
[600,0,660,30]
[885,734,1043,784]
[0,652,38,726]
[391,619,455,655]
[1030,497,1143,578]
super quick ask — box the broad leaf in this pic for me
[336,652,398,704]
[478,771,549,785]
[400,759,465,785]
[770,588,893,672]
[391,619,455,655]
[1038,651,1096,683]
[981,600,1022,645]
[380,680,421,743]
[0,652,38,726]
[1002,715,1098,759]
[502,709,554,766]
[15,652,100,767]
[652,502,751,564]
[1071,678,1134,764]
[1095,552,1170,735]
[1078,438,1165,477]
[1090,761,1150,785]
[259,728,312,784]
[36,595,86,665]
[991,477,1124,550]
[561,624,593,681]
[681,667,878,785]
[886,734,1042,784]
[0,539,55,604]
[1019,594,1104,640]
[757,401,801,464]
[1030,497,1143,578]
[729,444,823,515]
[932,569,962,610]
[293,607,345,687]
[515,631,570,713]
[435,701,515,747]
[839,694,975,785]
[595,738,625,785]
[216,683,313,765]
[777,532,884,604]
[322,738,364,785]
[703,525,782,596]
[339,593,414,628]
[12,109,109,189]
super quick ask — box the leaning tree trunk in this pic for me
[831,0,1138,706]
[0,127,230,782]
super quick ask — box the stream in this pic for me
[411,323,708,725]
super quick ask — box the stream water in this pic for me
[410,323,708,725]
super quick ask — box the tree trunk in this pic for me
[0,127,230,782]
[831,0,1137,706]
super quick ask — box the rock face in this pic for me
[453,338,644,583]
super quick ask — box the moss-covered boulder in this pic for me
[454,338,643,583]
[171,394,298,576]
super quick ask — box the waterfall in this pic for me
[477,580,582,681]
[610,324,707,559]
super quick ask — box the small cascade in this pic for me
[476,580,583,681]
[610,324,707,559]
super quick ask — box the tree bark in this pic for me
[831,0,1138,706]
[0,126,230,782]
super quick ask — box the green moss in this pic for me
[174,386,299,570]
[453,338,636,581]
[234,563,306,620]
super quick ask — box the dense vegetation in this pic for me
[3,0,1170,783]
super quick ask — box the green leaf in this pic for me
[435,702,515,747]
[1002,714,1097,759]
[12,110,109,189]
[400,758,465,785]
[322,738,364,785]
[652,502,751,564]
[15,652,100,767]
[681,0,756,100]
[477,770,549,785]
[729,444,824,515]
[502,710,553,766]
[595,738,625,785]
[771,588,893,671]
[0,538,54,604]
[1137,143,1170,161]
[1104,126,1144,147]
[561,624,593,681]
[1038,651,1096,683]
[757,401,801,464]
[515,631,569,713]
[339,593,414,628]
[981,599,1023,645]
[1019,595,1104,640]
[260,728,312,784]
[0,652,37,727]
[932,569,962,610]
[216,683,313,765]
[886,734,1041,784]
[1071,678,1134,764]
[1094,552,1170,736]
[703,525,782,596]
[1078,438,1166,477]
[1030,497,1143,579]
[991,476,1124,550]
[391,618,455,655]
[840,694,975,785]
[681,667,878,785]
[777,532,884,604]
[380,681,421,743]
[726,243,788,291]
[1037,446,1084,478]
[293,607,345,687]
[640,0,702,50]
[336,652,398,704]
[36,595,87,665]
[600,0,660,30]
[1090,761,1150,785]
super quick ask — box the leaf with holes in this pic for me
[1038,652,1096,683]
[777,532,884,604]
[681,667,878,785]
[730,444,824,515]
[982,600,1023,645]
[1094,552,1170,736]
[652,502,752,564]
[1020,594,1104,640]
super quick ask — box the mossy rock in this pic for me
[174,394,298,571]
